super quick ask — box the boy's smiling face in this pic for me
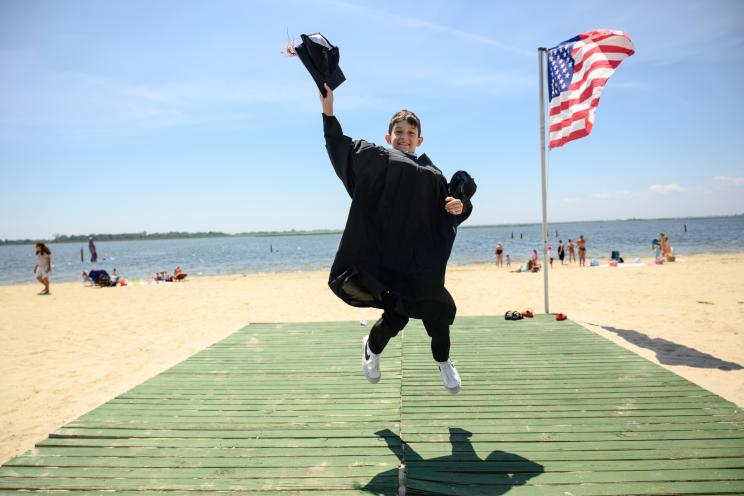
[386,121,423,154]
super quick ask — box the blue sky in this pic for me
[1,0,743,239]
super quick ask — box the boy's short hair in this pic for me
[388,109,421,136]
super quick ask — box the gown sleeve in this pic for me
[323,114,386,198]
[448,170,477,225]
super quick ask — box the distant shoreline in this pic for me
[3,252,744,288]
[0,230,344,246]
[2,214,742,246]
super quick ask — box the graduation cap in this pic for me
[288,33,346,96]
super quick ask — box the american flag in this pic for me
[548,30,634,149]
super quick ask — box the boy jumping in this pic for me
[320,84,476,393]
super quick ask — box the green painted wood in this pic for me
[2,315,743,494]
[400,315,744,494]
[0,493,378,496]
[1,321,403,492]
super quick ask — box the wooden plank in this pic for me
[13,445,744,462]
[0,492,378,496]
[7,456,744,473]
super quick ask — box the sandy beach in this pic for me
[1,252,743,464]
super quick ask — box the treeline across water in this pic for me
[0,231,231,245]
[0,229,344,245]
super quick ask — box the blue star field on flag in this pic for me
[547,36,579,101]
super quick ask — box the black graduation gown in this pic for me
[323,114,476,325]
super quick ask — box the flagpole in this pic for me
[538,47,550,314]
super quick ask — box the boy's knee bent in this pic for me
[380,309,409,335]
[422,319,449,339]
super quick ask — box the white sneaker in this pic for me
[438,359,461,394]
[362,335,381,383]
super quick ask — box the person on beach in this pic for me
[88,237,98,264]
[174,266,188,281]
[660,232,672,259]
[652,237,662,260]
[568,239,576,264]
[577,234,587,267]
[547,244,554,268]
[495,243,504,268]
[558,240,565,265]
[513,258,540,273]
[33,243,52,295]
[319,83,476,394]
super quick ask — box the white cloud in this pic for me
[713,175,744,185]
[648,183,685,194]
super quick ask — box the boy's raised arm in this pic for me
[321,84,355,195]
[320,83,334,117]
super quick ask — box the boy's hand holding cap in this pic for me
[286,33,346,97]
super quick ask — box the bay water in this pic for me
[1,216,742,286]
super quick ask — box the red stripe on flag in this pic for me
[549,121,593,148]
[573,46,634,72]
[549,78,609,117]
[574,55,622,80]
[570,61,619,90]
[578,30,625,44]
[549,98,600,133]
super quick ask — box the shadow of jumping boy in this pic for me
[361,428,544,495]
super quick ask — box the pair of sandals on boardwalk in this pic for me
[505,310,534,320]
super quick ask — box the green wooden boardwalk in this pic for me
[2,315,743,495]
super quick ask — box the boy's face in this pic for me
[385,121,423,154]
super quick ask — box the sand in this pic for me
[1,253,743,463]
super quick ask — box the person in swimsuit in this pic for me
[568,239,576,264]
[495,243,504,267]
[576,234,587,267]
[660,232,672,258]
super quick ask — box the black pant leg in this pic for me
[422,319,450,362]
[368,308,408,355]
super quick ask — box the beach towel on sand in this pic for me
[323,114,476,324]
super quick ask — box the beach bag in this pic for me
[96,272,111,287]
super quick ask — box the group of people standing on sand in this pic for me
[495,234,588,270]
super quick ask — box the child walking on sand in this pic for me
[319,84,476,393]
[33,243,52,295]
